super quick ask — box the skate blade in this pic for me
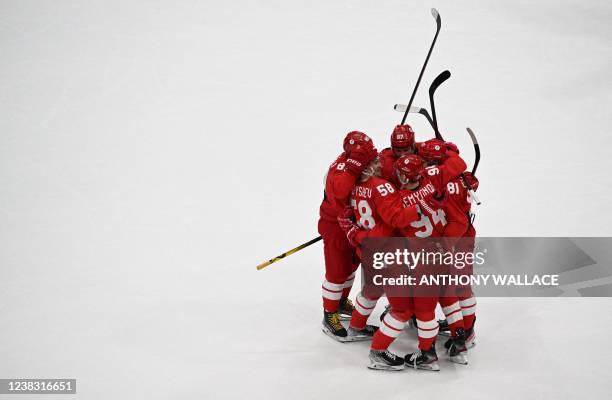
[449,354,468,365]
[437,331,451,338]
[321,327,350,343]
[419,361,441,371]
[406,361,441,371]
[368,361,405,371]
[344,334,374,342]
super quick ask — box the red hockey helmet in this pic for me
[418,139,447,163]
[343,131,372,153]
[391,125,415,150]
[395,154,425,184]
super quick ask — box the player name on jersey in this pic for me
[352,185,373,199]
[400,182,436,207]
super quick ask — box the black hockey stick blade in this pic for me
[428,70,451,140]
[400,8,442,125]
[429,70,451,98]
[466,127,480,175]
[394,104,436,131]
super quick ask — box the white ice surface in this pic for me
[1,0,612,398]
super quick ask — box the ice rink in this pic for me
[1,0,612,398]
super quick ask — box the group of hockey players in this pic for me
[318,125,479,371]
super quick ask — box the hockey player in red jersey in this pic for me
[329,157,423,342]
[418,138,478,356]
[366,152,468,370]
[439,168,479,350]
[379,125,418,186]
[318,131,378,340]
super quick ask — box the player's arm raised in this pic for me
[419,139,467,187]
[441,150,467,184]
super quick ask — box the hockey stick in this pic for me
[256,236,322,270]
[429,70,451,140]
[401,8,442,125]
[466,127,480,175]
[462,127,481,205]
[394,104,436,131]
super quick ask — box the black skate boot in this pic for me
[322,311,348,342]
[346,324,379,342]
[404,345,440,371]
[338,298,355,321]
[444,328,468,365]
[464,317,476,348]
[464,326,476,349]
[368,349,405,371]
[437,318,451,337]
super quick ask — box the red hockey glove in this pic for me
[345,224,360,247]
[337,205,356,231]
[462,172,479,191]
[345,144,378,175]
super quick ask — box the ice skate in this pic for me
[465,326,476,349]
[346,324,378,341]
[437,318,451,337]
[444,328,468,365]
[404,346,440,371]
[322,311,348,342]
[368,349,405,371]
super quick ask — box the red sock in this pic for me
[350,310,369,331]
[349,293,377,330]
[416,318,439,350]
[372,312,407,351]
[341,271,356,299]
[322,279,343,312]
[459,296,477,330]
[441,300,465,337]
[371,330,396,351]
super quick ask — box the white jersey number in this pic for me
[427,167,440,176]
[351,199,376,230]
[376,183,395,196]
[447,182,460,194]
[410,206,447,238]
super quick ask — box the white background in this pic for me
[1,0,611,398]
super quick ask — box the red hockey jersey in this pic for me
[319,153,360,222]
[349,176,420,244]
